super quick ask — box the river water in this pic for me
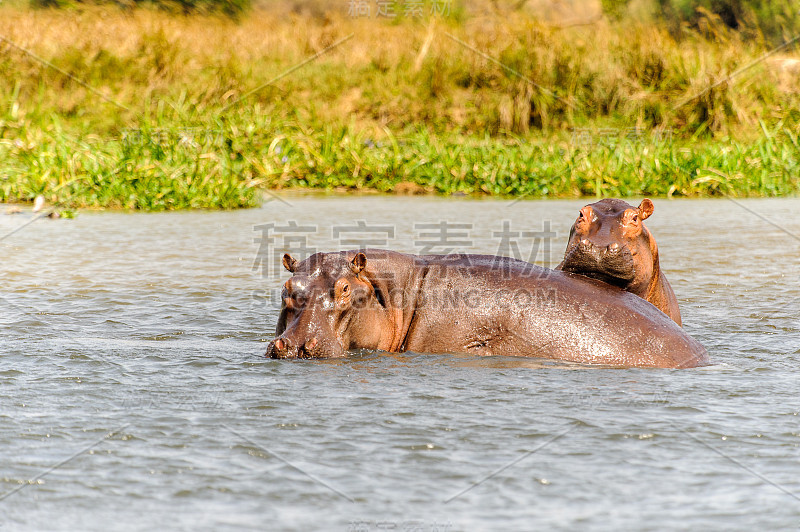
[1,196,799,531]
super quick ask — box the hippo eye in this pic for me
[342,284,350,295]
[632,214,639,223]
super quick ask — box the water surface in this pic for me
[1,196,799,531]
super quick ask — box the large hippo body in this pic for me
[267,250,708,368]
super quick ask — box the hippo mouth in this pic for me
[560,246,636,288]
[265,337,346,360]
[567,267,635,288]
[266,348,318,360]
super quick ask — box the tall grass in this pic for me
[0,4,798,208]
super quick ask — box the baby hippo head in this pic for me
[559,198,657,294]
[266,251,379,359]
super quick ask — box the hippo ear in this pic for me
[350,252,367,274]
[282,253,297,273]
[638,199,654,220]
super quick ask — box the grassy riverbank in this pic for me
[1,4,798,209]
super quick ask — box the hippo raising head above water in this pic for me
[557,198,681,326]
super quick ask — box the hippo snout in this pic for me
[562,239,635,288]
[266,336,322,359]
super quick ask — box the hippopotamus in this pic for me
[266,249,707,368]
[557,198,682,326]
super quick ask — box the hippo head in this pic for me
[559,199,658,294]
[266,251,383,359]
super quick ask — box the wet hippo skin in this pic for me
[266,250,708,368]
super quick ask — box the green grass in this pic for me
[0,120,261,210]
[3,116,797,210]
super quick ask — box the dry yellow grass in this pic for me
[1,4,797,136]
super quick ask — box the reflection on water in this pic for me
[1,196,799,530]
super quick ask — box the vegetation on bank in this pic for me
[4,119,797,209]
[0,4,798,209]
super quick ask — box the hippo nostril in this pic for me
[579,239,594,252]
[305,337,318,350]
